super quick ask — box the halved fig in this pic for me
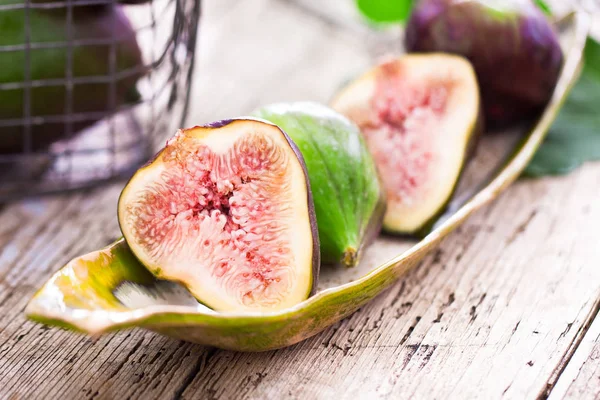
[118,119,320,312]
[253,102,386,267]
[331,54,482,236]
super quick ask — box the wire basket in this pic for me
[0,0,201,201]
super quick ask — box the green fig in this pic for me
[253,102,386,267]
[0,7,144,153]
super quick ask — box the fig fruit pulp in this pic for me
[405,0,563,125]
[118,119,320,313]
[253,102,385,267]
[332,54,482,236]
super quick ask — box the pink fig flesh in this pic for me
[332,54,482,235]
[118,119,319,312]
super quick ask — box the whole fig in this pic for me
[254,102,386,267]
[405,0,563,125]
[0,7,144,153]
[30,0,152,6]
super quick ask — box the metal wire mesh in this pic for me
[0,0,201,200]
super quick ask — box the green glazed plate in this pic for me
[26,15,589,351]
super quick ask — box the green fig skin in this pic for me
[253,102,386,268]
[0,7,144,153]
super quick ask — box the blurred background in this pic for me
[0,0,596,202]
[0,0,199,200]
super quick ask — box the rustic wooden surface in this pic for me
[550,314,600,400]
[1,0,600,399]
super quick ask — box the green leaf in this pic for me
[356,0,414,24]
[356,0,550,23]
[533,0,552,16]
[525,38,600,176]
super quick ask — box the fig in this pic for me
[29,0,151,8]
[118,119,320,312]
[253,102,385,267]
[0,7,144,153]
[331,54,482,235]
[405,0,563,125]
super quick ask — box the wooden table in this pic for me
[2,1,599,398]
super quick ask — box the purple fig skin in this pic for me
[31,0,151,5]
[405,0,563,125]
[117,0,153,4]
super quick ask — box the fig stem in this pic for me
[342,248,359,268]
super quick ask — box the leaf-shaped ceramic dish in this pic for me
[26,14,590,351]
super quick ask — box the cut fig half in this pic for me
[332,54,482,236]
[118,119,319,313]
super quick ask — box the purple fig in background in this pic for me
[30,0,152,5]
[0,7,145,153]
[405,0,563,126]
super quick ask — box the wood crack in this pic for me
[539,295,600,399]
[150,343,186,390]
[400,316,422,345]
[106,337,145,381]
[172,348,218,400]
[506,210,538,245]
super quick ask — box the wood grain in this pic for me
[1,0,599,399]
[549,304,600,400]
[174,163,600,400]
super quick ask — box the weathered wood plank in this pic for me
[0,0,371,398]
[549,304,600,400]
[175,163,600,400]
[1,0,600,399]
